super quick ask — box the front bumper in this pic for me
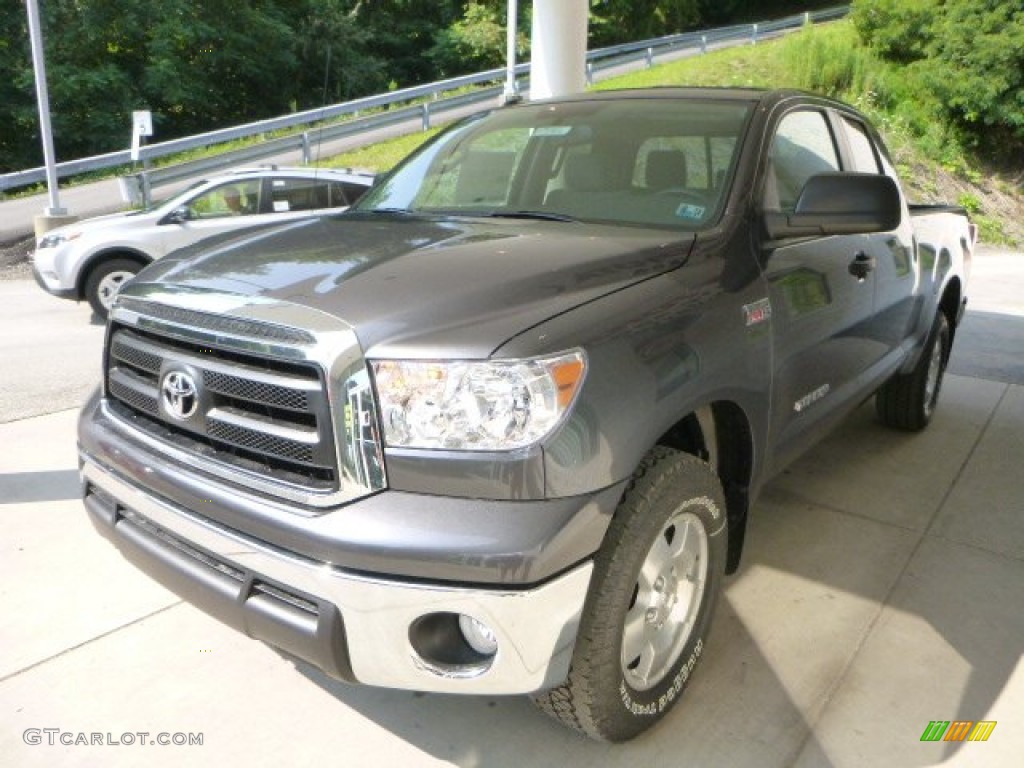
[82,456,594,694]
[32,258,77,300]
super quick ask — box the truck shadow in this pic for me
[0,469,80,504]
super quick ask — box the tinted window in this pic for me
[270,178,333,212]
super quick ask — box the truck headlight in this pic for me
[372,350,586,451]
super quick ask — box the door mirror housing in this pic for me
[163,205,193,225]
[765,172,902,240]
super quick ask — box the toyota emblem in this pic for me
[161,370,199,420]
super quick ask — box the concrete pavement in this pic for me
[1,248,1022,767]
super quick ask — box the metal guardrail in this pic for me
[1,5,848,195]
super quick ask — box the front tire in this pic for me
[84,258,142,320]
[533,447,727,742]
[876,310,951,431]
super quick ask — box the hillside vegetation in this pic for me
[329,19,1023,246]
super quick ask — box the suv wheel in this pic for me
[84,258,141,320]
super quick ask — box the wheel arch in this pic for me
[939,274,962,344]
[75,248,152,298]
[655,400,754,574]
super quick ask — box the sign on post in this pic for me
[130,110,153,162]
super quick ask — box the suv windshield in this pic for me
[357,97,752,230]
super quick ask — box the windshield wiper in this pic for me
[478,210,579,223]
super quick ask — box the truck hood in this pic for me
[133,212,695,358]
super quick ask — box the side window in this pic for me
[841,117,882,173]
[188,179,261,218]
[270,178,331,212]
[764,110,840,212]
[336,181,370,207]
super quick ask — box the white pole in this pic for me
[504,0,518,102]
[531,0,588,100]
[26,0,65,216]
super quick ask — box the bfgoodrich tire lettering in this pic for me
[533,447,727,742]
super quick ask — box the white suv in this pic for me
[32,166,374,318]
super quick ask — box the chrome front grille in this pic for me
[107,326,335,487]
[102,290,387,507]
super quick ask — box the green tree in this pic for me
[429,1,529,77]
[0,5,34,172]
[590,0,702,46]
[853,0,1024,159]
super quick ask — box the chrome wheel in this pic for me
[621,507,709,691]
[96,270,135,310]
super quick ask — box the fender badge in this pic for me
[794,383,830,413]
[743,298,772,327]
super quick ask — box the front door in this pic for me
[761,108,887,471]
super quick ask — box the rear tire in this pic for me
[876,310,951,431]
[532,447,727,742]
[84,258,142,320]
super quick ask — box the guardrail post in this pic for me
[645,47,654,68]
[804,12,811,26]
[139,171,151,208]
[586,61,593,85]
[701,35,707,54]
[751,23,758,45]
[421,103,431,131]
[301,132,312,165]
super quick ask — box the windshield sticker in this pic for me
[532,126,573,137]
[676,204,705,220]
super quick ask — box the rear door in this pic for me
[835,114,917,364]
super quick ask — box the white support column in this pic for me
[530,0,588,100]
[504,0,519,102]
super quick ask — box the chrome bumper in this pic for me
[81,456,592,695]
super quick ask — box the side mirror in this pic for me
[765,173,902,239]
[163,205,193,225]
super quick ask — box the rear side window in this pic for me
[270,178,334,212]
[764,110,840,212]
[335,181,370,206]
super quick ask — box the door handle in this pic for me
[849,252,875,281]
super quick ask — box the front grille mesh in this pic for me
[207,420,315,464]
[203,371,310,411]
[105,323,337,491]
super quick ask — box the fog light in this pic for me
[458,614,498,656]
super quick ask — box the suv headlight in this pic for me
[37,231,78,249]
[372,350,586,451]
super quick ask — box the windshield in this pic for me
[357,97,752,230]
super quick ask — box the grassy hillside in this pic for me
[327,20,1022,246]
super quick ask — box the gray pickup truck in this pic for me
[79,88,974,741]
